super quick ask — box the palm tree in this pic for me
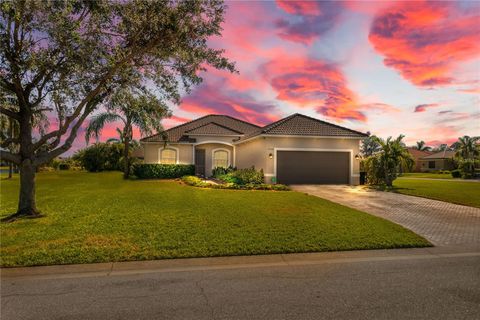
[453,136,480,178]
[360,134,381,157]
[106,128,124,144]
[85,88,170,179]
[367,135,413,187]
[454,136,480,159]
[415,140,431,151]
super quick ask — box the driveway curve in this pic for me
[291,185,480,248]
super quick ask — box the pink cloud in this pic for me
[369,1,480,87]
[414,103,440,113]
[260,56,366,121]
[275,1,342,45]
[180,81,279,126]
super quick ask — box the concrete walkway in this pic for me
[291,185,480,248]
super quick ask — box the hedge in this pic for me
[133,164,195,179]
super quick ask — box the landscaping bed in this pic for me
[1,171,430,267]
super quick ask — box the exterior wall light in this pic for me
[355,154,361,160]
[269,153,273,159]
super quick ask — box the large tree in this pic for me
[0,0,235,220]
[85,87,170,179]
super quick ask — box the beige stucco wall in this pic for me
[143,143,193,164]
[143,136,362,184]
[191,135,239,144]
[235,136,361,184]
[194,143,234,177]
[419,159,455,172]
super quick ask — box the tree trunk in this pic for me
[17,159,40,215]
[123,124,131,179]
[2,159,41,222]
[8,163,13,179]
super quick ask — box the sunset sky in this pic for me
[81,0,480,151]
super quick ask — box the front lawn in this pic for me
[400,172,454,179]
[393,178,480,208]
[1,171,430,267]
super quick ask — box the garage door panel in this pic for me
[277,151,350,184]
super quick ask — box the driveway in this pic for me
[291,185,480,248]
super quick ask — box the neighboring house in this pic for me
[141,114,368,185]
[418,150,456,172]
[407,148,433,172]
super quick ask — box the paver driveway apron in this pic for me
[291,185,480,248]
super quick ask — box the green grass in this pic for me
[393,178,480,208]
[399,172,455,179]
[0,171,430,267]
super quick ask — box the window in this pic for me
[428,161,435,169]
[213,150,229,168]
[160,148,177,164]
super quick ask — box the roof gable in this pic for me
[141,115,259,143]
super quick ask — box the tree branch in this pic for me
[34,103,93,165]
[0,107,20,120]
[31,50,139,151]
[0,150,21,165]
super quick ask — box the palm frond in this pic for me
[85,112,124,145]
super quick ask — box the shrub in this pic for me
[181,175,209,187]
[231,166,264,185]
[51,158,62,170]
[76,143,124,172]
[212,166,235,178]
[451,169,461,178]
[133,164,195,179]
[457,159,478,179]
[212,166,264,185]
[216,173,238,184]
[181,176,289,191]
[58,162,70,170]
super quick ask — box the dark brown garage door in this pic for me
[277,151,350,184]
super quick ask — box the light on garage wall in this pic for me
[268,153,273,159]
[355,154,362,160]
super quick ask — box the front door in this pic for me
[195,149,206,177]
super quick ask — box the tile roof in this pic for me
[407,148,433,159]
[141,115,259,143]
[239,113,368,141]
[421,150,456,159]
[141,113,367,143]
[185,122,244,135]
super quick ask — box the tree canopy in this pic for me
[0,0,236,219]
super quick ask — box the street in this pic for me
[2,248,479,320]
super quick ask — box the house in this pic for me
[418,150,456,172]
[407,148,433,172]
[141,113,368,185]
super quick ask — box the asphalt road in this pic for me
[2,249,479,320]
